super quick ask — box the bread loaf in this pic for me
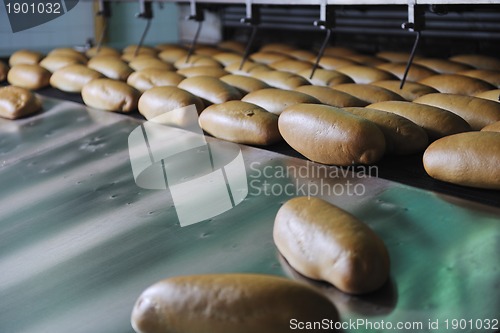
[212,52,243,66]
[260,43,296,54]
[450,54,500,71]
[85,46,120,58]
[371,80,438,101]
[122,53,158,63]
[343,107,429,155]
[217,40,245,54]
[158,49,189,64]
[413,58,472,74]
[274,196,390,294]
[0,86,41,119]
[242,88,320,115]
[289,49,316,62]
[474,89,500,103]
[50,64,103,93]
[219,74,270,94]
[333,84,404,104]
[414,93,500,130]
[225,61,271,76]
[458,69,500,88]
[250,71,310,90]
[297,69,353,87]
[122,45,158,56]
[418,74,495,96]
[482,121,500,132]
[178,76,242,105]
[368,100,471,140]
[0,61,8,81]
[7,64,51,90]
[9,49,44,66]
[423,131,500,189]
[318,56,358,70]
[87,56,133,81]
[199,101,281,145]
[47,48,87,63]
[81,78,140,112]
[335,65,396,84]
[138,86,204,120]
[376,51,423,63]
[279,103,386,165]
[174,55,222,69]
[294,85,367,107]
[268,59,313,74]
[195,46,222,57]
[127,69,185,92]
[39,55,83,73]
[128,58,174,71]
[323,46,358,58]
[177,66,229,78]
[131,274,338,333]
[342,54,387,67]
[376,62,436,82]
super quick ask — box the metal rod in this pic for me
[186,20,203,63]
[400,30,421,89]
[96,19,108,53]
[134,18,152,58]
[238,25,258,71]
[310,27,332,80]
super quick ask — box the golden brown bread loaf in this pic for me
[294,85,368,107]
[49,64,103,93]
[122,45,158,56]
[174,55,222,69]
[212,52,243,66]
[318,56,358,70]
[158,49,189,63]
[458,69,500,88]
[376,62,437,82]
[371,80,438,101]
[195,46,222,57]
[297,68,354,87]
[47,48,88,63]
[219,74,270,94]
[268,59,313,74]
[279,103,386,165]
[128,58,174,71]
[418,74,495,96]
[81,78,140,112]
[260,43,296,54]
[87,56,134,81]
[178,76,242,105]
[217,40,246,54]
[323,46,358,57]
[9,49,44,66]
[199,101,282,145]
[250,70,310,90]
[376,51,423,63]
[342,54,387,67]
[131,274,338,333]
[127,69,185,92]
[333,84,404,104]
[85,46,120,58]
[0,86,41,119]
[414,93,500,130]
[474,89,500,103]
[225,61,271,76]
[249,52,291,65]
[39,55,84,73]
[368,100,471,140]
[482,120,500,132]
[177,66,229,78]
[122,53,158,63]
[242,88,320,115]
[335,65,396,84]
[423,131,500,189]
[274,197,390,294]
[343,107,428,155]
[289,49,316,62]
[449,54,500,71]
[138,86,204,120]
[413,58,472,74]
[7,64,51,90]
[0,61,8,81]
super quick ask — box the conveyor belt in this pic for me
[0,97,499,333]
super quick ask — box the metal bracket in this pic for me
[95,0,112,53]
[134,0,154,57]
[310,0,335,79]
[400,0,425,89]
[239,0,260,70]
[185,0,205,63]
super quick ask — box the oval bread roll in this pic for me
[225,61,271,76]
[47,48,87,63]
[123,45,158,56]
[85,46,120,58]
[343,54,387,67]
[155,44,186,52]
[418,74,495,96]
[335,65,396,84]
[0,86,41,119]
[138,86,204,120]
[158,49,189,64]
[39,55,83,73]
[297,69,353,87]
[199,101,281,145]
[474,89,500,103]
[274,197,390,294]
[279,103,386,165]
[294,85,367,107]
[368,100,471,140]
[217,40,245,54]
[0,61,8,81]
[423,131,500,189]
[376,51,423,63]
[289,49,316,62]
[268,59,313,74]
[9,49,44,66]
[413,58,472,74]
[260,43,296,54]
[333,84,404,104]
[242,88,320,115]
[414,93,500,130]
[450,54,500,71]
[50,64,103,93]
[177,66,229,78]
[323,46,358,58]
[458,69,500,88]
[319,56,358,70]
[81,78,140,112]
[178,76,242,105]
[131,274,338,333]
[376,62,437,82]
[127,69,185,92]
[219,74,270,94]
[122,53,158,63]
[174,55,222,69]
[87,56,134,81]
[482,120,500,132]
[128,58,174,71]
[7,64,51,90]
[371,80,438,101]
[251,71,310,90]
[343,107,428,155]
[195,46,222,57]
[212,52,243,66]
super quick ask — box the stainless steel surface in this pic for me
[0,97,499,333]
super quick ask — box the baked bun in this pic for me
[335,65,397,84]
[50,64,103,93]
[85,46,120,58]
[474,89,500,103]
[482,120,500,132]
[158,49,189,63]
[289,49,316,62]
[128,58,174,71]
[225,61,271,76]
[0,86,41,119]
[127,69,185,92]
[9,49,44,66]
[217,40,246,54]
[7,64,51,90]
[294,85,367,107]
[449,54,500,71]
[174,55,222,69]
[177,66,229,78]
[458,69,500,88]
[268,59,313,74]
[39,55,84,73]
[333,84,404,104]
[260,43,296,54]
[242,88,320,115]
[47,48,87,63]
[371,80,438,101]
[138,86,204,120]
[342,54,387,66]
[178,76,242,104]
[212,52,243,66]
[219,74,270,94]
[414,58,472,74]
[376,51,423,63]
[376,62,437,81]
[81,78,140,112]
[418,74,495,96]
[297,68,354,87]
[87,56,133,81]
[318,56,358,70]
[250,71,310,90]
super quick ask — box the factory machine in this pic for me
[0,1,499,332]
